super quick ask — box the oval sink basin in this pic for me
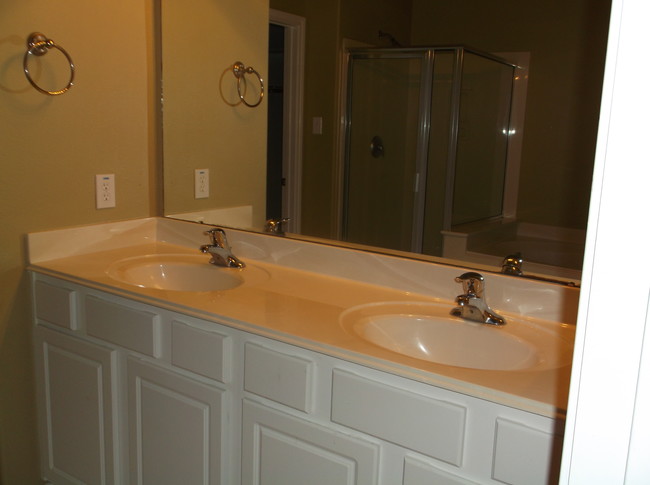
[340,302,574,371]
[106,253,268,292]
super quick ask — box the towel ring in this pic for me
[23,32,75,96]
[232,61,264,107]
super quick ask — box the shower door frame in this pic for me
[336,45,523,255]
[340,47,434,253]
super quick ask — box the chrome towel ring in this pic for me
[23,32,75,96]
[232,61,264,107]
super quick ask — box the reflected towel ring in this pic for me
[232,61,264,107]
[23,32,75,96]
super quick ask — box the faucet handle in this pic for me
[204,228,228,248]
[454,272,485,298]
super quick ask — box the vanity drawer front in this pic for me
[244,342,314,412]
[34,280,77,330]
[331,369,467,466]
[171,320,231,383]
[85,296,161,357]
[492,418,562,485]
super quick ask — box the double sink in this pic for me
[106,253,574,373]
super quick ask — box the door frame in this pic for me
[269,9,305,234]
[560,0,650,482]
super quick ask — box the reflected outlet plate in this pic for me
[95,174,115,209]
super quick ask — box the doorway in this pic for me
[267,10,305,233]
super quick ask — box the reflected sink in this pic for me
[106,253,268,292]
[340,302,574,371]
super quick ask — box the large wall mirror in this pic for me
[161,0,611,285]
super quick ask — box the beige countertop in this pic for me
[29,243,575,420]
[28,217,578,419]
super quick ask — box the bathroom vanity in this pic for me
[28,218,578,485]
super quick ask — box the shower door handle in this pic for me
[370,136,384,158]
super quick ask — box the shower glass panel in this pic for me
[341,47,517,256]
[343,52,428,252]
[422,50,455,256]
[451,53,514,225]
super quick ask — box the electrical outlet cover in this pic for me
[195,169,210,198]
[96,174,116,209]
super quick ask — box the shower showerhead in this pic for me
[378,30,402,47]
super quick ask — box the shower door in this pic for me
[342,50,432,253]
[451,52,514,226]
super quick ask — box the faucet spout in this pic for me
[450,272,505,325]
[200,228,246,268]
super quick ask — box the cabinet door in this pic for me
[242,400,380,485]
[34,326,118,485]
[127,357,226,485]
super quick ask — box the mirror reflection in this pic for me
[341,47,516,257]
[162,0,611,284]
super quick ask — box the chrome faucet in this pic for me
[264,217,290,235]
[200,228,245,268]
[450,272,506,325]
[501,253,524,276]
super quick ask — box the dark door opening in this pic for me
[266,23,285,220]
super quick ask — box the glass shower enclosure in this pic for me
[341,47,517,256]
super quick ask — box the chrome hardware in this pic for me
[501,253,523,276]
[232,61,264,107]
[264,217,290,235]
[23,32,75,96]
[370,136,384,158]
[450,272,505,325]
[200,228,245,268]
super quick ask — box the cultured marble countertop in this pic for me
[27,217,579,419]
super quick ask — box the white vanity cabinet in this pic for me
[32,276,232,485]
[240,337,563,485]
[31,274,564,485]
[241,341,381,485]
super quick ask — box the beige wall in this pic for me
[162,0,268,228]
[0,0,152,481]
[0,0,265,481]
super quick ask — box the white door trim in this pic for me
[561,0,650,482]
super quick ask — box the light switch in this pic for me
[312,117,323,135]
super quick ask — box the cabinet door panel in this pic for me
[492,418,562,485]
[34,326,117,485]
[127,357,226,485]
[242,400,379,485]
